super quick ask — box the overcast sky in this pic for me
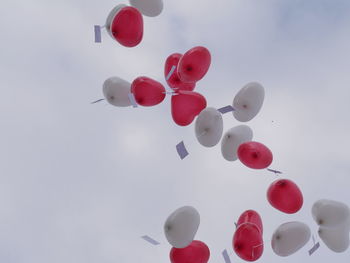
[1,0,350,262]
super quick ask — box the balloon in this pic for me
[233,223,264,261]
[131,76,165,106]
[129,0,163,17]
[195,107,223,147]
[164,206,200,248]
[237,141,273,169]
[165,53,196,91]
[267,179,303,214]
[312,199,350,228]
[318,222,350,253]
[105,4,127,38]
[171,91,207,126]
[110,7,143,47]
[237,210,263,235]
[221,125,253,161]
[233,82,265,122]
[178,46,211,83]
[170,240,210,263]
[271,221,311,257]
[103,77,131,107]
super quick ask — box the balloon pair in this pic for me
[104,0,163,47]
[312,199,350,253]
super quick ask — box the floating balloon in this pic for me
[110,6,143,47]
[267,179,303,214]
[237,141,273,169]
[171,91,207,126]
[129,0,163,17]
[178,46,211,83]
[170,240,210,263]
[165,53,196,91]
[164,206,200,248]
[271,221,311,257]
[312,199,350,228]
[221,125,253,161]
[131,76,165,106]
[237,210,263,235]
[318,222,350,253]
[233,223,264,261]
[105,4,127,38]
[233,82,265,122]
[195,107,223,147]
[103,77,131,107]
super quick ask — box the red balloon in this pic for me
[165,53,196,91]
[170,240,210,263]
[178,46,211,83]
[237,141,273,169]
[237,210,263,235]
[131,77,165,106]
[233,223,264,262]
[111,7,143,47]
[171,90,207,126]
[267,179,303,214]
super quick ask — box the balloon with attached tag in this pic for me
[129,0,163,17]
[221,125,253,161]
[165,53,196,91]
[318,222,350,253]
[195,107,223,147]
[105,4,127,38]
[131,76,165,106]
[267,179,303,214]
[103,76,131,107]
[237,141,273,169]
[171,91,207,126]
[178,46,211,83]
[312,199,350,228]
[237,210,263,235]
[170,240,210,263]
[271,221,311,257]
[233,82,265,122]
[164,206,200,248]
[110,6,143,47]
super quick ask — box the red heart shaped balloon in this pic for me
[233,223,264,262]
[237,210,263,235]
[267,179,303,214]
[111,7,143,47]
[237,141,273,169]
[131,76,165,106]
[171,91,207,126]
[178,46,211,83]
[165,53,196,91]
[170,240,210,263]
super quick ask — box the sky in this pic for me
[1,0,350,262]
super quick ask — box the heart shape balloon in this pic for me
[131,76,166,106]
[318,223,350,253]
[237,210,263,235]
[171,91,207,126]
[170,240,210,263]
[129,0,163,17]
[312,199,350,228]
[165,53,196,91]
[267,179,303,214]
[103,76,131,107]
[237,141,273,169]
[195,107,223,147]
[110,6,143,47]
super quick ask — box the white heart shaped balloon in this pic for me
[271,221,311,257]
[312,199,350,228]
[318,222,350,253]
[129,0,163,17]
[195,107,223,147]
[103,77,131,107]
[233,82,265,122]
[221,125,253,161]
[164,206,200,248]
[105,4,127,38]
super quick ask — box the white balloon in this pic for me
[233,82,265,122]
[164,206,200,248]
[312,199,350,228]
[103,77,131,107]
[195,107,223,147]
[129,0,163,17]
[221,125,253,161]
[318,223,350,253]
[105,4,127,38]
[271,221,311,257]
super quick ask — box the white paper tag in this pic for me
[94,25,102,43]
[218,105,235,114]
[166,65,176,81]
[141,235,160,245]
[176,141,189,160]
[128,93,138,108]
[308,242,320,255]
[222,249,231,263]
[267,168,282,174]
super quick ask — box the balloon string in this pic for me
[91,98,105,104]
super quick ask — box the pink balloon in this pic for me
[131,76,165,106]
[237,141,273,169]
[237,210,263,235]
[170,240,210,263]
